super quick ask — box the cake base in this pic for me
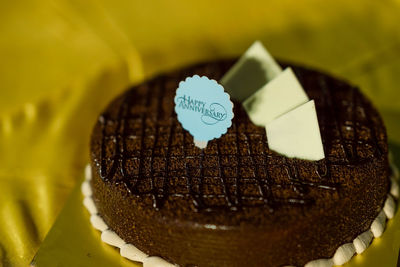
[82,161,399,267]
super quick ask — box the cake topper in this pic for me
[221,41,325,161]
[220,40,282,102]
[174,75,234,149]
[243,67,309,126]
[266,100,325,161]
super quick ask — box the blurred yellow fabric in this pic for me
[0,0,400,266]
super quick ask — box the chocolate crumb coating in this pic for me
[90,59,390,267]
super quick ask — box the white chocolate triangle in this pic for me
[220,41,282,102]
[266,100,325,160]
[243,67,309,126]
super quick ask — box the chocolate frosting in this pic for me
[90,59,390,266]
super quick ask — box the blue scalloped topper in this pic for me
[174,75,234,148]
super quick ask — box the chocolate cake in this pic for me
[89,59,391,266]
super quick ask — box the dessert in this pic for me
[83,59,398,267]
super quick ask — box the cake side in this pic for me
[90,59,390,266]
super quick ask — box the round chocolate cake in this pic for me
[89,59,390,266]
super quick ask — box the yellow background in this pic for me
[1,0,400,266]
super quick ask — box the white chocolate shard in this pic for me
[304,258,333,267]
[90,214,108,231]
[101,230,125,248]
[220,41,282,102]
[383,194,396,219]
[353,230,373,254]
[81,181,92,197]
[143,256,176,267]
[266,100,325,160]
[243,67,309,126]
[121,244,148,262]
[332,243,355,266]
[371,211,386,237]
[83,196,97,215]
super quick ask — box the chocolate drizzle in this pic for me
[92,60,385,213]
